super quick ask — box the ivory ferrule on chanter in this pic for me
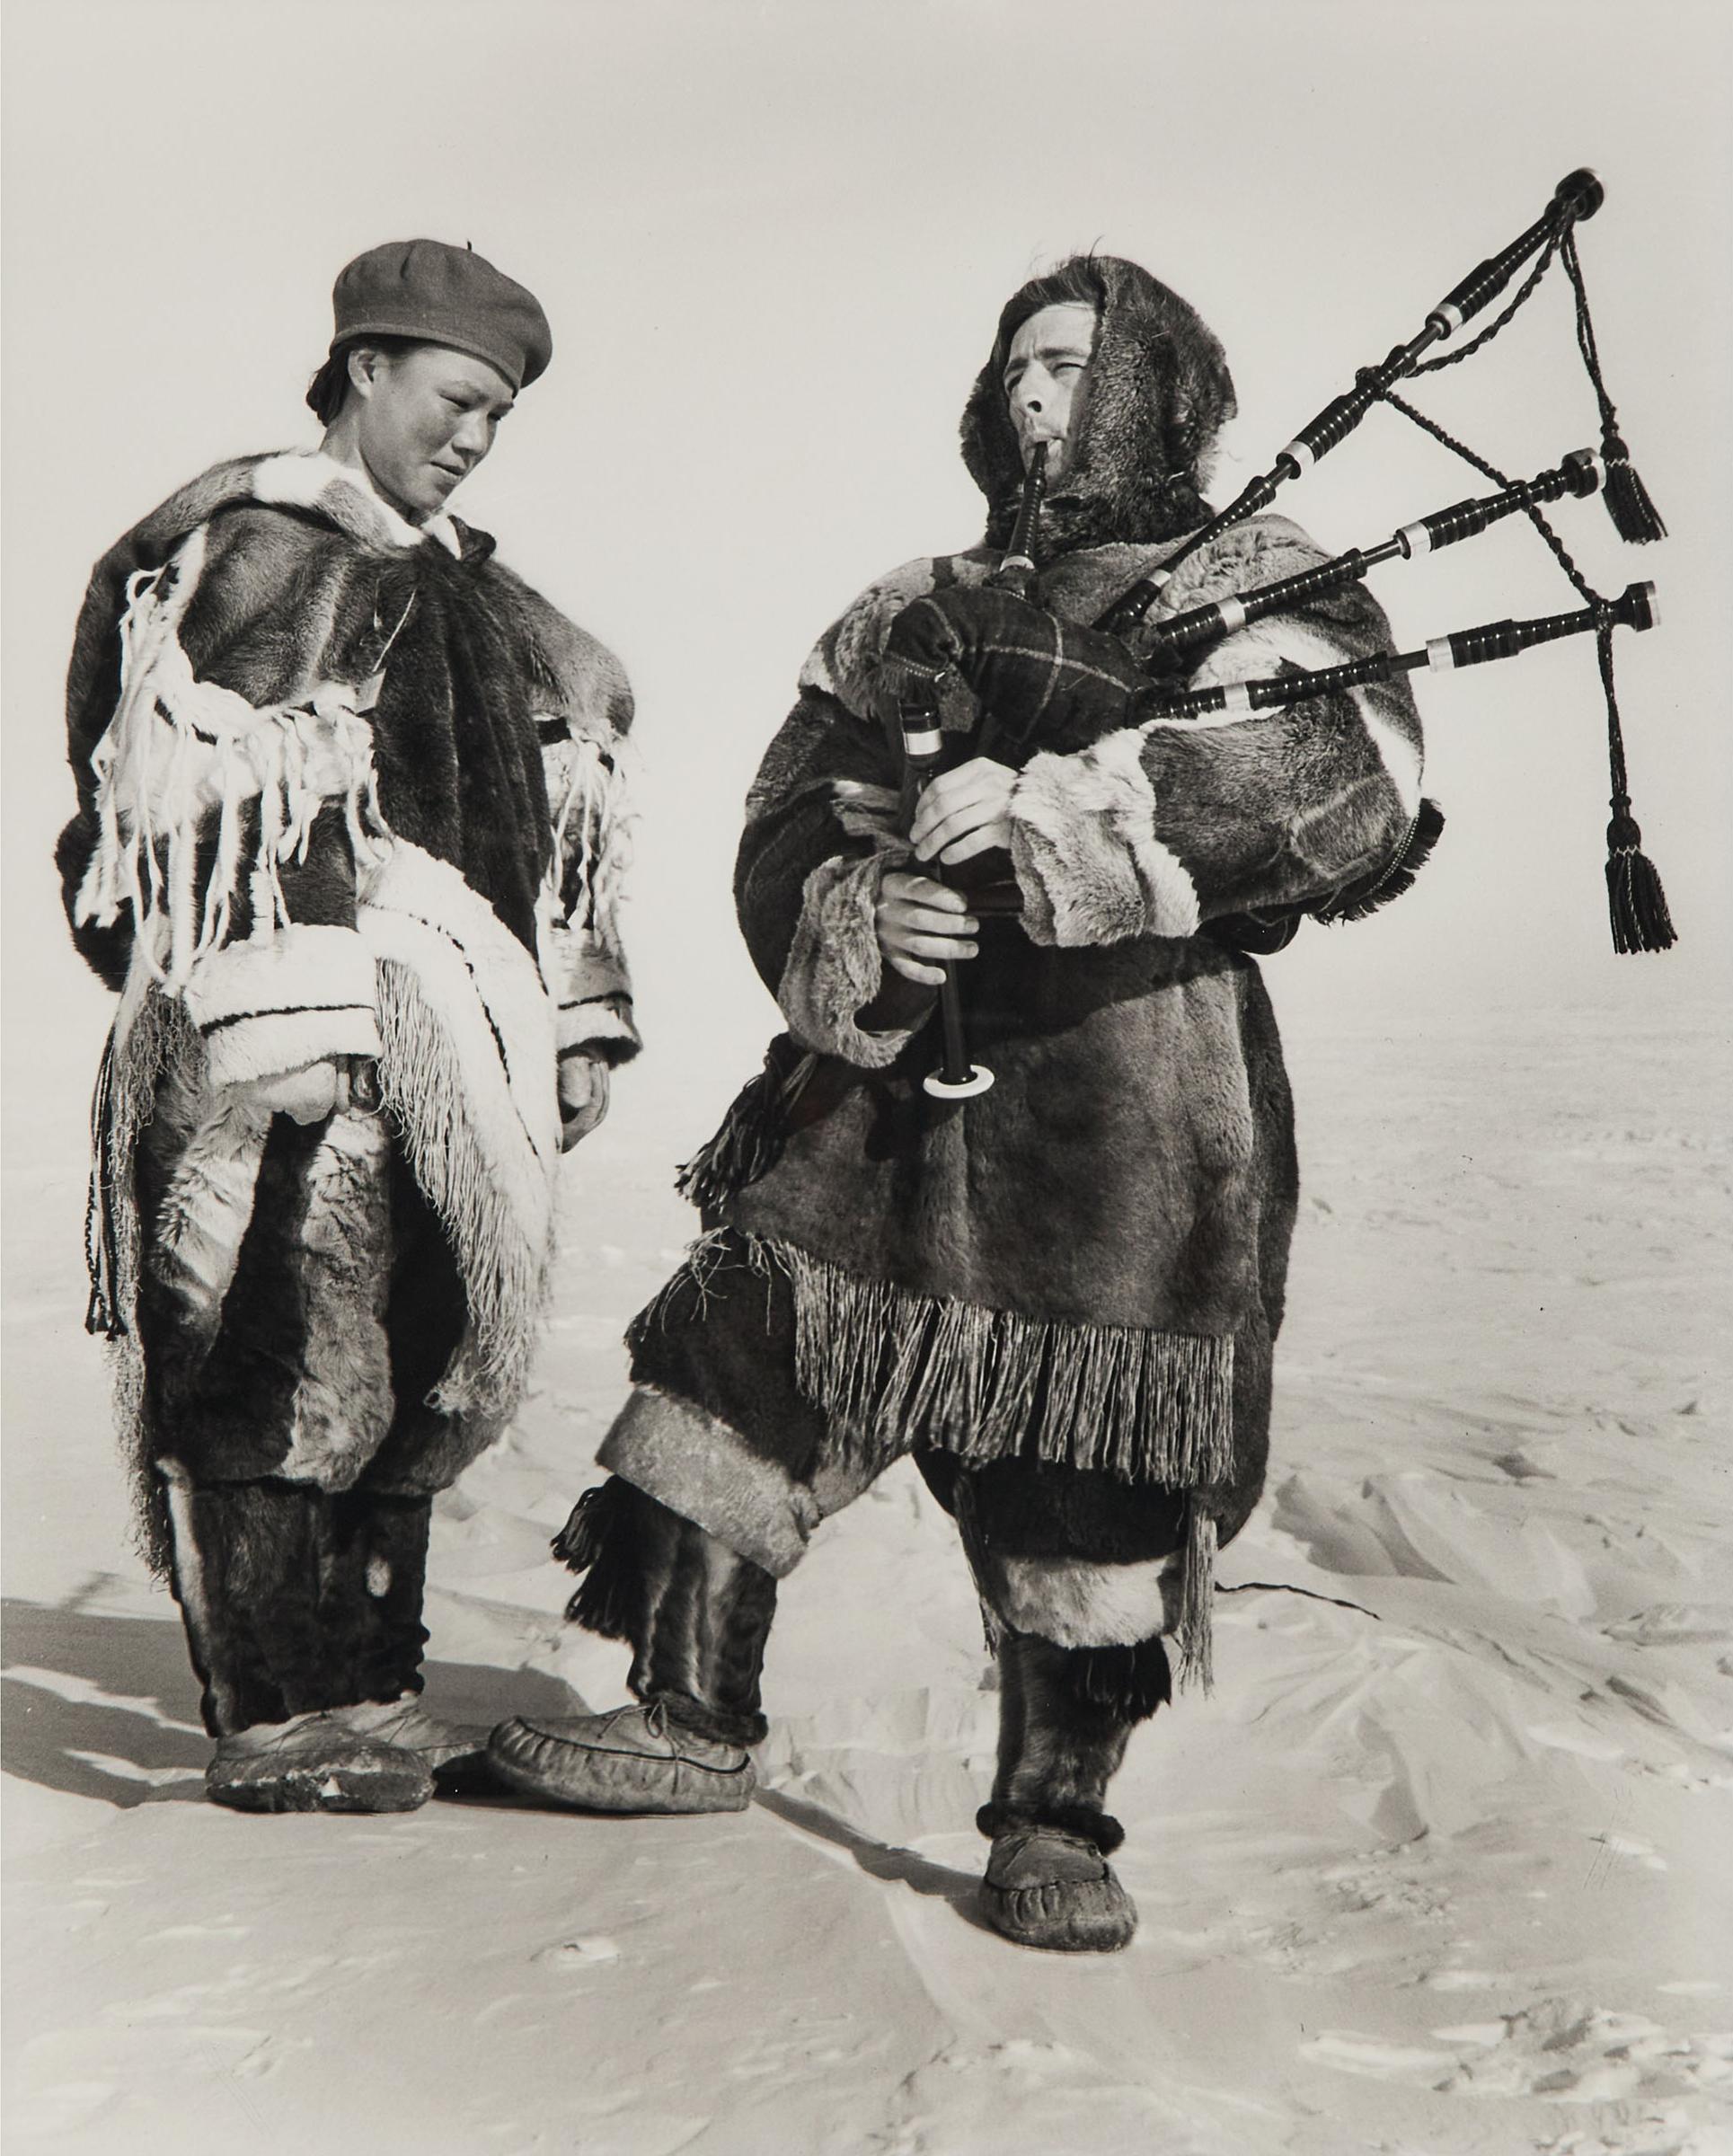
[1096,169,1607,636]
[1141,447,1602,665]
[1142,580,1658,722]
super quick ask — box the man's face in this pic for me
[349,343,516,520]
[1003,302,1097,481]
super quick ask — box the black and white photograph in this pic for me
[3,2,1729,2150]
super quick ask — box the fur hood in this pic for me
[960,256,1236,560]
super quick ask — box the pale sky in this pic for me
[4,0,1729,1133]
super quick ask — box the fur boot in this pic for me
[977,1628,1170,1952]
[161,1474,433,1736]
[487,1478,774,1813]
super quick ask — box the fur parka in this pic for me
[606,260,1425,1681]
[61,451,639,1565]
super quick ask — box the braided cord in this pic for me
[1410,226,1564,376]
[1376,386,1604,609]
[1561,227,1616,435]
[1598,623,1630,808]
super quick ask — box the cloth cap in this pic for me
[330,239,552,392]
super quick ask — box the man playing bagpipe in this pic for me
[490,255,1427,1950]
[60,241,640,1816]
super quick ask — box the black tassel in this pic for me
[1318,797,1447,924]
[1599,429,1667,545]
[553,1479,645,1639]
[674,1042,818,1213]
[1605,807,1677,955]
[1596,623,1677,956]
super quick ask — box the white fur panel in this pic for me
[277,1111,394,1490]
[184,924,382,1089]
[151,1098,271,1327]
[358,838,560,1418]
[1008,728,1200,946]
[183,922,376,1027]
[986,1551,1175,1648]
[1184,618,1423,817]
[778,853,917,1067]
[252,450,455,554]
[358,838,561,1185]
[598,1383,823,1578]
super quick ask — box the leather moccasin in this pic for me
[486,1701,755,1815]
[980,1825,1138,1953]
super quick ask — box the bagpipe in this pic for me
[894,168,1676,1098]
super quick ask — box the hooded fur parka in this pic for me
[604,260,1425,1678]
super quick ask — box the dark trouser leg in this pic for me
[163,1471,431,1740]
[487,1477,774,1812]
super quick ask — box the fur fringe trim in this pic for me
[542,727,633,941]
[1062,1636,1173,1722]
[553,1479,642,1639]
[641,1232,1235,1486]
[88,982,199,1574]
[1315,798,1446,926]
[1172,1501,1217,1694]
[373,958,551,1416]
[73,526,390,992]
[783,1239,1233,1485]
[675,1043,818,1215]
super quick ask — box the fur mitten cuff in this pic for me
[777,853,922,1067]
[1007,729,1200,947]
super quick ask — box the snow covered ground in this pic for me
[5,993,1729,2156]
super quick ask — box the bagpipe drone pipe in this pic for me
[886,166,1676,1095]
[680,169,1676,1196]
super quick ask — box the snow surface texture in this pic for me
[4,1008,1730,2156]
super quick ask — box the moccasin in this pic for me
[486,1701,755,1814]
[980,1825,1137,1952]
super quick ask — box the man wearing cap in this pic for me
[58,240,641,1814]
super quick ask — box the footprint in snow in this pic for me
[1304,1998,1733,2104]
[536,1937,620,1968]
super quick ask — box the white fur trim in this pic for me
[985,1551,1176,1648]
[151,1093,272,1329]
[183,923,382,1088]
[72,526,390,991]
[199,1006,383,1092]
[1008,728,1200,946]
[778,853,919,1066]
[598,1383,824,1578]
[1184,619,1423,815]
[558,1001,639,1057]
[252,450,460,555]
[276,1110,394,1489]
[358,839,559,1413]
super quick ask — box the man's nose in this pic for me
[1014,366,1051,419]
